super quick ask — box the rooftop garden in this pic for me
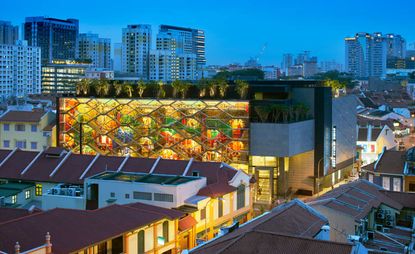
[74,78,250,100]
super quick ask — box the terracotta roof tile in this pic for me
[178,215,197,231]
[0,202,180,253]
[0,111,46,123]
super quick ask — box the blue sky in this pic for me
[1,0,414,66]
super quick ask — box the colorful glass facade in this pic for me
[59,98,249,166]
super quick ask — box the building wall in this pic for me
[86,177,206,209]
[0,112,56,151]
[366,172,403,192]
[0,41,41,98]
[0,21,19,45]
[42,194,84,210]
[41,61,89,94]
[332,96,357,166]
[288,150,315,192]
[78,33,111,69]
[312,204,356,243]
[250,120,314,157]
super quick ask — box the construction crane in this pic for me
[255,43,268,64]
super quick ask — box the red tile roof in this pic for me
[121,157,156,173]
[380,190,415,209]
[308,180,403,222]
[152,158,188,175]
[192,231,354,254]
[0,150,39,180]
[191,199,331,254]
[0,207,41,224]
[178,215,198,232]
[197,182,236,198]
[0,202,182,254]
[0,110,47,123]
[363,150,406,175]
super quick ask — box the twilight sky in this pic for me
[1,0,414,66]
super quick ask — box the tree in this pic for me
[77,79,91,95]
[207,80,217,97]
[218,79,229,98]
[197,78,208,97]
[280,105,290,123]
[157,81,166,98]
[235,80,249,99]
[324,79,346,97]
[113,81,123,96]
[124,82,134,98]
[270,104,284,123]
[254,105,271,123]
[137,80,146,98]
[214,68,264,80]
[95,78,110,97]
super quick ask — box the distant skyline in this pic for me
[1,0,415,66]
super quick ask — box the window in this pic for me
[382,176,390,190]
[237,185,246,210]
[125,193,130,199]
[393,178,401,192]
[15,124,25,131]
[192,171,200,177]
[200,207,206,220]
[30,142,37,150]
[110,192,115,198]
[133,191,152,200]
[154,193,173,202]
[368,174,373,183]
[137,230,145,254]
[3,124,9,131]
[11,195,17,204]
[409,183,415,192]
[25,190,31,199]
[35,184,42,196]
[16,141,26,149]
[31,124,37,132]
[163,221,169,243]
[218,197,223,218]
[3,140,9,148]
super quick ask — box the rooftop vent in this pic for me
[44,147,66,158]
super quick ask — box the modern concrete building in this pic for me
[0,40,41,98]
[345,32,387,78]
[121,24,152,79]
[78,33,111,69]
[57,80,358,208]
[0,21,19,45]
[281,53,293,74]
[24,17,79,64]
[0,110,56,151]
[385,34,406,59]
[41,60,90,94]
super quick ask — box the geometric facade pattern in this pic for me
[59,98,249,166]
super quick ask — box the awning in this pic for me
[179,215,197,232]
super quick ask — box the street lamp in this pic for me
[203,197,224,242]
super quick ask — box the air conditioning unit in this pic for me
[375,224,383,231]
[376,213,385,219]
[367,231,374,240]
[347,235,361,243]
[382,228,390,233]
[385,221,393,227]
[51,188,58,195]
[386,214,392,220]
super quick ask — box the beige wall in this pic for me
[288,150,315,192]
[311,204,357,243]
[0,111,56,151]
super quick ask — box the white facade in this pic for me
[78,33,111,69]
[121,25,151,79]
[86,173,207,209]
[0,40,41,98]
[85,70,114,80]
[155,29,197,81]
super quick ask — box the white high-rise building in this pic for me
[0,40,41,98]
[345,32,387,78]
[78,33,111,69]
[385,34,406,59]
[121,25,151,79]
[154,26,197,81]
[158,25,204,79]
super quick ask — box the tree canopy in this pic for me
[214,68,264,80]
